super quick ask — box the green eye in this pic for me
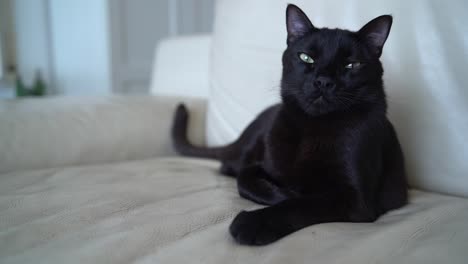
[299,53,315,64]
[345,62,361,69]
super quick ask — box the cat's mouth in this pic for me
[313,95,325,104]
[312,95,325,105]
[301,94,333,115]
[305,95,333,114]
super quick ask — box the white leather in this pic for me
[150,35,212,98]
[209,0,468,197]
[0,95,206,173]
[1,157,468,263]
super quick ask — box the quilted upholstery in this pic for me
[1,157,468,264]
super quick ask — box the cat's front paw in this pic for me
[229,210,281,245]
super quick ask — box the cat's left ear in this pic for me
[358,15,393,57]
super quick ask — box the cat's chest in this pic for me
[265,119,354,175]
[294,125,348,162]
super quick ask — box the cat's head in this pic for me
[281,4,392,116]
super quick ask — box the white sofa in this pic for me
[1,0,468,263]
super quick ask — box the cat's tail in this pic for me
[171,104,232,160]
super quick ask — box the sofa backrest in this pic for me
[208,0,468,197]
[0,96,206,173]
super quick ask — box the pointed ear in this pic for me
[286,4,315,45]
[358,15,393,57]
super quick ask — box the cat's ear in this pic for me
[358,15,393,57]
[286,4,315,45]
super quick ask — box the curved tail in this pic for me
[171,104,232,160]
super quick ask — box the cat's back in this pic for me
[234,103,281,147]
[250,103,282,132]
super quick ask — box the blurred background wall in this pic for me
[0,0,215,96]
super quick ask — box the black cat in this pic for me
[171,4,407,246]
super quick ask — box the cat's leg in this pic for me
[229,195,375,245]
[237,165,296,206]
[220,162,238,177]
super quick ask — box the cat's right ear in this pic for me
[286,4,315,45]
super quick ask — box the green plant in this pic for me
[16,72,46,97]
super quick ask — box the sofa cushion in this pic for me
[1,157,467,263]
[150,35,212,98]
[0,96,206,173]
[208,0,468,197]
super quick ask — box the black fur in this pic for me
[171,4,407,245]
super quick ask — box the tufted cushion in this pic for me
[208,0,468,197]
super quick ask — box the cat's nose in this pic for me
[314,76,336,90]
